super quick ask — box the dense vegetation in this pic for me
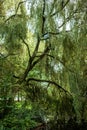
[0,0,87,130]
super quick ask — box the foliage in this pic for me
[0,0,87,129]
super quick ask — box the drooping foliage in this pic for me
[0,0,87,129]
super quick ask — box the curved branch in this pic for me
[5,14,23,23]
[5,0,27,23]
[27,78,72,96]
[15,0,27,14]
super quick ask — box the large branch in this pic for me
[27,78,72,95]
[21,35,40,80]
[18,35,49,83]
[18,46,49,83]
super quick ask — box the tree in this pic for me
[0,0,87,129]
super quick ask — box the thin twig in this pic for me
[50,0,70,17]
[15,0,27,14]
[5,0,27,22]
[41,0,46,34]
[31,34,40,58]
[20,36,31,58]
[0,53,19,59]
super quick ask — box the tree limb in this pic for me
[17,34,41,83]
[26,77,72,96]
[18,45,49,83]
